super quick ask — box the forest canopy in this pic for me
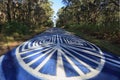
[0,0,54,36]
[57,0,120,43]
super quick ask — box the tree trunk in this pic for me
[7,0,12,22]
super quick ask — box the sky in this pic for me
[49,0,65,27]
[49,0,65,16]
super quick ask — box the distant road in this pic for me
[0,28,120,80]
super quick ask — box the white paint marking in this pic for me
[35,41,39,46]
[35,49,56,71]
[20,46,44,54]
[68,44,95,51]
[51,36,54,42]
[22,47,51,59]
[0,56,5,80]
[106,61,120,68]
[59,36,63,43]
[21,41,29,51]
[62,48,95,72]
[28,41,32,48]
[63,38,68,44]
[27,48,54,66]
[66,39,70,44]
[56,49,66,77]
[64,45,100,64]
[60,49,85,76]
[57,35,60,44]
[68,45,120,65]
[53,36,55,43]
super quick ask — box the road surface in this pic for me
[0,28,120,80]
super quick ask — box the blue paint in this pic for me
[62,46,98,69]
[70,45,99,54]
[89,59,120,80]
[68,46,101,62]
[20,47,51,58]
[18,45,23,52]
[2,52,18,80]
[77,51,101,62]
[20,49,41,58]
[23,49,52,64]
[2,51,43,80]
[0,28,120,80]
[62,55,80,77]
[24,43,29,49]
[63,50,90,74]
[61,37,66,43]
[30,53,49,69]
[39,50,57,76]
[83,43,93,49]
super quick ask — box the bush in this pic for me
[3,21,30,36]
[64,22,120,43]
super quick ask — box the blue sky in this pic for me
[49,0,65,27]
[49,0,65,17]
[49,0,64,14]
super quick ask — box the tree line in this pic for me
[0,0,53,36]
[57,0,119,43]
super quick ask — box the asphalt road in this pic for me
[0,28,120,80]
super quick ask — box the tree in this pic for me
[58,0,120,43]
[0,0,53,35]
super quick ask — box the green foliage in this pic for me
[0,0,54,38]
[64,23,120,43]
[58,0,120,44]
[0,0,53,27]
[3,21,30,36]
[65,25,120,56]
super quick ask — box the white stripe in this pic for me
[106,58,120,65]
[87,43,96,50]
[106,61,120,68]
[51,36,53,42]
[60,49,85,76]
[38,41,42,45]
[0,56,5,80]
[42,40,46,43]
[33,41,36,47]
[63,38,68,44]
[70,46,103,58]
[62,48,95,72]
[35,49,56,71]
[56,49,66,77]
[66,39,70,44]
[68,45,120,65]
[28,41,32,48]
[53,36,55,43]
[20,46,44,54]
[104,54,113,57]
[67,44,101,56]
[48,38,51,43]
[68,44,95,51]
[27,48,54,66]
[21,41,29,51]
[59,36,63,43]
[36,41,39,46]
[57,35,60,44]
[22,47,51,59]
[63,45,100,64]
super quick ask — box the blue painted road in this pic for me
[0,28,120,80]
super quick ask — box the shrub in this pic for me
[3,21,30,36]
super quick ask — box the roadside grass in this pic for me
[65,26,120,56]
